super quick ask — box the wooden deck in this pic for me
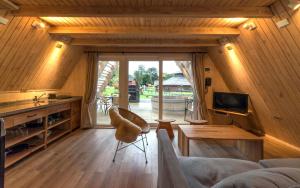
[5,129,300,188]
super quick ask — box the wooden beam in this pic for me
[11,6,273,18]
[72,38,219,47]
[0,0,19,10]
[49,26,240,38]
[84,47,208,53]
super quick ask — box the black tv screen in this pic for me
[213,92,249,113]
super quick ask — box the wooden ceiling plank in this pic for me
[48,26,240,37]
[11,5,273,18]
[0,0,19,10]
[71,38,220,47]
[84,47,208,53]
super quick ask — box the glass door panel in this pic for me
[162,60,194,124]
[96,61,119,126]
[128,61,159,123]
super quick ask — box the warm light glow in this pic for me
[39,22,46,28]
[39,41,67,84]
[225,43,233,50]
[288,0,300,10]
[224,44,246,80]
[294,3,300,10]
[225,18,248,24]
[48,42,64,64]
[56,42,64,48]
[265,134,300,152]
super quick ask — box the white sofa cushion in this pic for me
[212,168,300,188]
[178,157,262,188]
[259,158,300,168]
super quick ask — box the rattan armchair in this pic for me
[118,107,150,146]
[109,107,148,163]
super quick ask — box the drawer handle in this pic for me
[27,114,37,118]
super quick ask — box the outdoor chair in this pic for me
[109,107,148,163]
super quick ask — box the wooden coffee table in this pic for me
[156,119,176,139]
[185,119,208,125]
[178,125,264,162]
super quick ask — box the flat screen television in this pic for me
[213,92,249,114]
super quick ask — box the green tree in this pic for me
[147,67,158,85]
[134,65,146,85]
[134,66,159,86]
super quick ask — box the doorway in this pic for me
[96,54,194,127]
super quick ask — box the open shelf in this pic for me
[5,128,45,148]
[48,118,71,129]
[47,129,71,144]
[5,143,45,168]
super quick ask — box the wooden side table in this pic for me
[186,119,208,125]
[155,119,175,139]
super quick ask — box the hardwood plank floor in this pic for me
[5,129,300,188]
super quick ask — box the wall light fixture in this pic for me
[56,42,64,49]
[243,22,257,30]
[32,20,47,29]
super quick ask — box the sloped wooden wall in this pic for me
[0,16,83,91]
[208,0,300,147]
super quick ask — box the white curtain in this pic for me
[191,53,208,120]
[81,52,99,128]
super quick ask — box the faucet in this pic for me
[33,92,46,102]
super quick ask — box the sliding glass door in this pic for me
[162,60,193,124]
[96,54,193,127]
[128,61,159,123]
[96,61,120,126]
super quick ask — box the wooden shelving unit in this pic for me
[5,143,45,168]
[5,128,45,148]
[4,102,76,168]
[47,129,71,144]
[48,118,71,129]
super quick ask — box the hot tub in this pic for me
[151,96,190,113]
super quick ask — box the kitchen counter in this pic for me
[0,96,82,117]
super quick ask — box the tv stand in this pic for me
[209,109,250,117]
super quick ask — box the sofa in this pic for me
[157,130,300,188]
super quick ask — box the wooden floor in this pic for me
[5,129,300,188]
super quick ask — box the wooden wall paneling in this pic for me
[0,17,26,89]
[208,0,300,147]
[3,17,43,90]
[0,18,21,88]
[18,26,54,89]
[0,16,83,91]
[60,54,87,96]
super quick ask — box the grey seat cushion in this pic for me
[212,168,300,188]
[178,157,262,188]
[259,158,300,168]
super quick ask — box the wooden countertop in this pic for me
[0,96,82,117]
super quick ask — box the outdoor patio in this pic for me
[97,98,189,126]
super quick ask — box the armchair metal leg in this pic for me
[141,136,148,164]
[144,134,149,146]
[112,141,120,162]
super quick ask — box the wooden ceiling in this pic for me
[9,0,275,7]
[3,0,277,49]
